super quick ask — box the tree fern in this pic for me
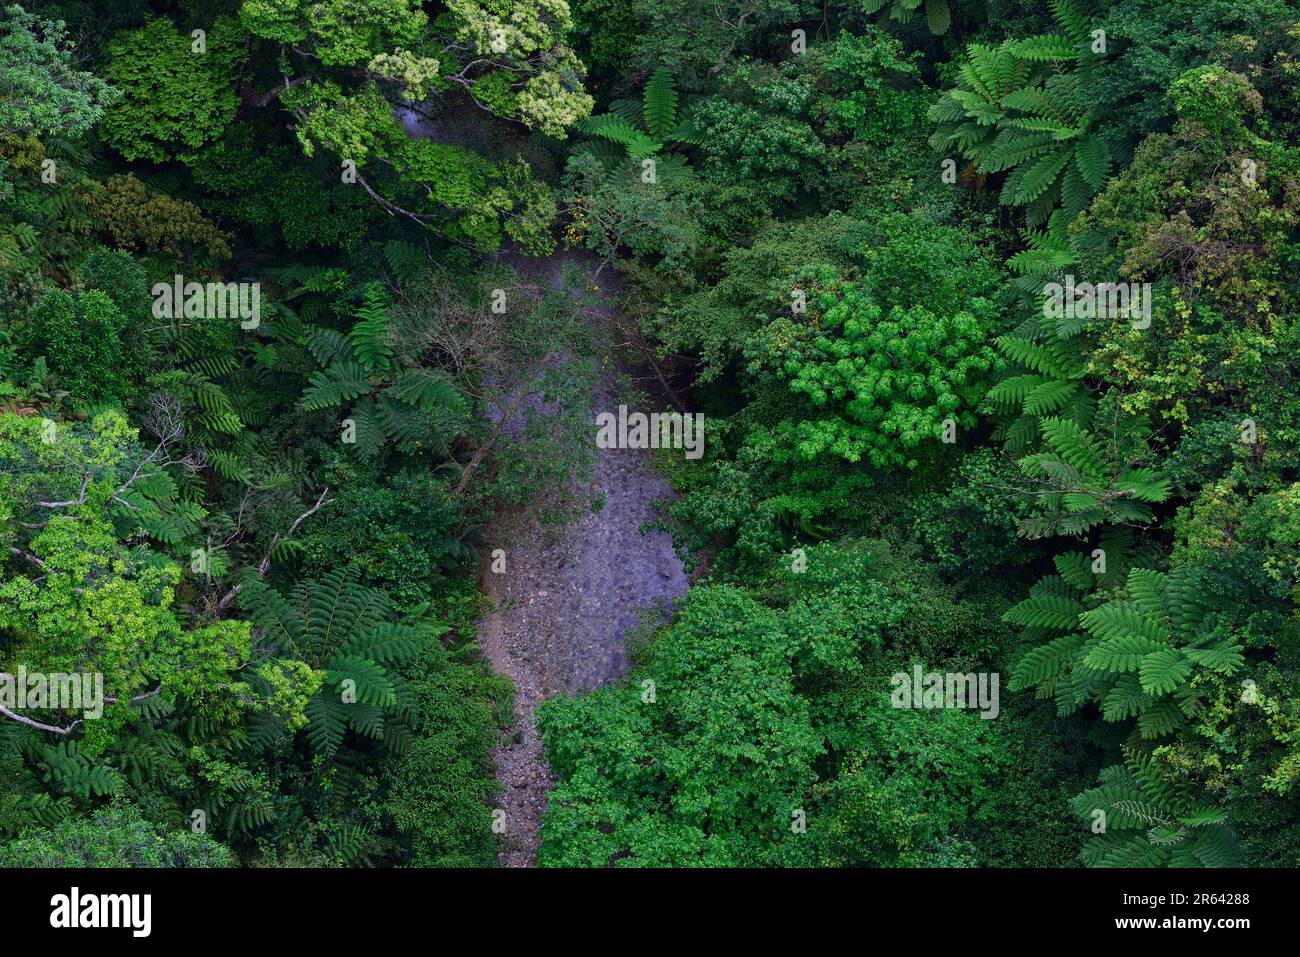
[642,67,678,140]
[349,282,394,374]
[344,401,388,456]
[1009,563,1245,736]
[40,742,123,800]
[578,68,696,164]
[305,326,354,367]
[1070,749,1243,867]
[208,448,254,484]
[984,297,1168,536]
[387,368,463,414]
[239,571,428,761]
[579,113,661,159]
[863,0,953,34]
[302,361,371,411]
[328,822,377,865]
[1013,414,1169,538]
[383,239,429,284]
[298,290,467,454]
[929,0,1113,226]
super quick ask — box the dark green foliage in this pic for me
[4,0,1299,876]
[626,0,814,81]
[860,0,954,35]
[568,0,640,75]
[383,635,512,866]
[1071,749,1244,866]
[906,447,1038,574]
[539,540,1016,866]
[238,569,426,760]
[1089,0,1299,143]
[929,0,1116,226]
[0,803,233,867]
[20,286,127,399]
[804,687,1005,867]
[297,461,470,608]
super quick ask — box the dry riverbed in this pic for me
[474,251,689,867]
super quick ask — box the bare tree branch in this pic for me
[0,704,81,735]
[212,487,331,613]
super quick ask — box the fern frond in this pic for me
[302,362,371,411]
[642,67,678,141]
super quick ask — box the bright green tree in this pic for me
[0,4,118,139]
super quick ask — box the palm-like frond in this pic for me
[642,67,678,141]
[240,570,436,762]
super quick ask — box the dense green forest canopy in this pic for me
[0,0,1297,868]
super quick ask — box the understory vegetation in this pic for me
[1,0,1298,868]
